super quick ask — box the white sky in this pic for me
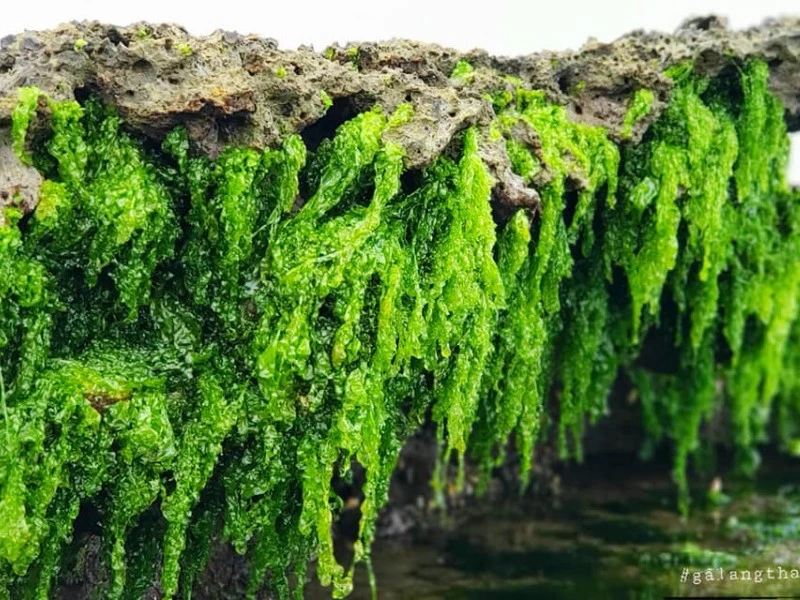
[3,0,799,183]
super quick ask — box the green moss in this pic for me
[1,58,798,599]
[176,43,192,58]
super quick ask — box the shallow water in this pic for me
[307,455,800,599]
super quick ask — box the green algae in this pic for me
[450,60,475,81]
[474,87,620,474]
[0,57,799,599]
[11,87,40,165]
[621,88,655,140]
[320,90,333,111]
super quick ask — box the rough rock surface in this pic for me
[1,16,799,218]
[0,126,40,221]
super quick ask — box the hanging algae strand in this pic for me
[1,56,800,600]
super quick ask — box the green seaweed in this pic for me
[474,87,619,472]
[621,88,655,140]
[0,57,798,600]
[450,60,475,81]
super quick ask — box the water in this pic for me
[307,455,800,599]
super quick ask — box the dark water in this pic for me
[308,456,800,599]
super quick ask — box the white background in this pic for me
[2,0,799,183]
